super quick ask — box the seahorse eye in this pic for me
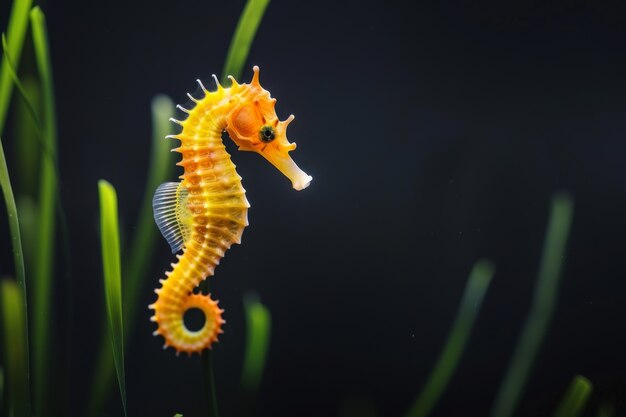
[259,125,276,143]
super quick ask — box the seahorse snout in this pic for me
[260,144,312,190]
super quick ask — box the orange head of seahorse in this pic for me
[225,66,313,191]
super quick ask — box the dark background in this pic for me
[1,0,626,416]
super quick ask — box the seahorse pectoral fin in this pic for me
[153,182,192,253]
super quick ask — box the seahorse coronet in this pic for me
[150,66,312,355]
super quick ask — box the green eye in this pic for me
[259,125,275,142]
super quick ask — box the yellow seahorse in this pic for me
[149,66,312,355]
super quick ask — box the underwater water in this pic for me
[1,0,626,416]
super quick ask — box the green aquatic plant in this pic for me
[221,0,271,84]
[552,375,592,417]
[13,75,39,197]
[1,33,69,413]
[0,5,36,414]
[406,260,495,417]
[98,180,127,417]
[491,193,574,417]
[240,293,272,413]
[0,129,30,417]
[2,8,61,413]
[87,94,176,417]
[29,9,58,415]
[0,135,28,337]
[0,9,31,362]
[241,293,272,394]
[402,193,584,417]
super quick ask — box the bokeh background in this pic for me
[1,0,626,416]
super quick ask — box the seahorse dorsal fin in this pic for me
[153,182,192,253]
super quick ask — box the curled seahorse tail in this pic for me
[149,291,225,355]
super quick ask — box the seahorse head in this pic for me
[225,66,312,191]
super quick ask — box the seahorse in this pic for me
[149,66,312,355]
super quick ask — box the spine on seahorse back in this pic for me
[149,84,250,354]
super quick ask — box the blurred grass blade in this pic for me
[0,0,34,135]
[552,375,592,417]
[490,192,574,417]
[406,260,495,417]
[173,414,183,417]
[14,75,41,196]
[88,95,174,417]
[2,34,61,186]
[30,8,59,416]
[98,180,127,417]
[240,293,271,416]
[221,0,271,83]
[0,136,28,326]
[1,279,31,417]
[1,35,58,185]
[0,137,31,415]
[124,95,175,321]
[30,8,57,150]
[241,293,271,394]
